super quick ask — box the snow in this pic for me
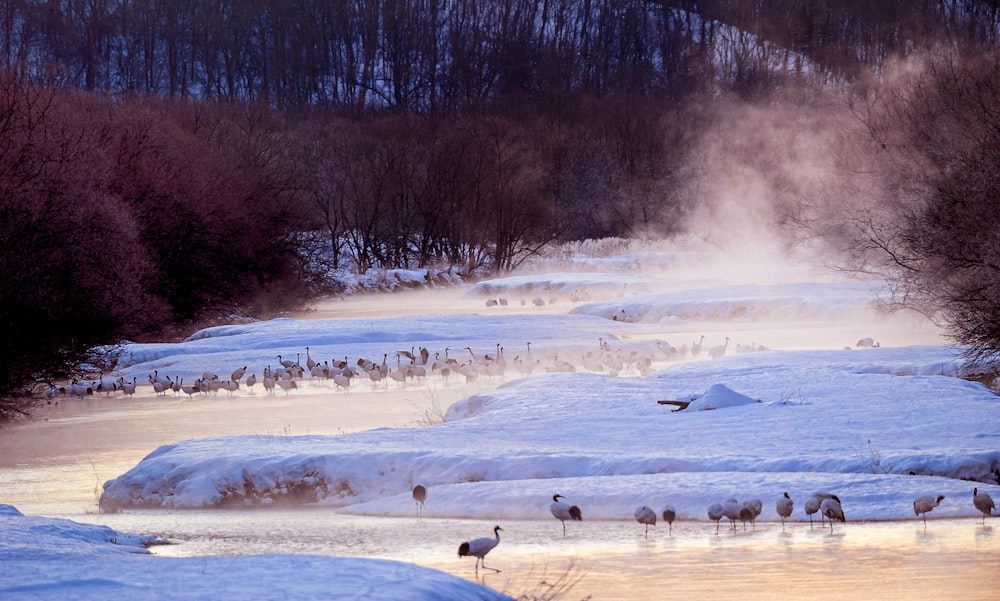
[98,343,1000,521]
[0,503,510,599]
[10,243,1000,599]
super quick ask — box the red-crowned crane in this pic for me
[550,494,582,535]
[458,525,502,573]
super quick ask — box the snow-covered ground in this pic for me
[11,242,1000,599]
[0,504,509,600]
[98,342,1000,522]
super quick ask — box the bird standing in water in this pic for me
[458,525,503,573]
[820,497,845,531]
[913,494,944,526]
[550,494,582,535]
[634,505,656,538]
[776,492,793,530]
[973,488,995,524]
[412,484,427,518]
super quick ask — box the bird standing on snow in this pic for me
[661,506,676,534]
[913,494,944,526]
[550,494,582,534]
[412,484,427,517]
[458,525,503,573]
[820,497,845,531]
[776,492,794,530]
[635,505,656,538]
[973,488,995,524]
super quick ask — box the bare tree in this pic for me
[842,46,1000,364]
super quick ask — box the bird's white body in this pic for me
[635,505,656,537]
[707,503,724,533]
[458,526,502,572]
[820,497,845,531]
[805,492,840,526]
[550,494,582,534]
[722,497,742,529]
[973,488,995,523]
[776,492,794,528]
[740,499,761,530]
[913,494,945,524]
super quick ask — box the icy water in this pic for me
[2,287,992,600]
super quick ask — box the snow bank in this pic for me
[100,346,1000,521]
[0,504,511,601]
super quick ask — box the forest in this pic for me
[1,0,999,417]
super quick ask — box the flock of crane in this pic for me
[52,333,766,400]
[452,487,996,572]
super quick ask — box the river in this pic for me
[1,289,994,600]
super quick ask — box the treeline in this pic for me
[2,1,998,111]
[3,1,1000,416]
[0,70,693,412]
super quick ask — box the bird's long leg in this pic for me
[481,560,500,573]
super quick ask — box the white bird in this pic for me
[722,497,742,530]
[121,377,137,398]
[412,484,426,517]
[913,494,944,526]
[333,373,351,391]
[220,379,239,396]
[661,506,676,534]
[550,494,582,534]
[691,335,705,357]
[776,492,794,529]
[180,379,200,398]
[635,505,656,538]
[820,497,845,531]
[708,337,730,359]
[973,488,995,524]
[741,498,761,530]
[707,503,724,533]
[458,525,502,573]
[804,492,840,526]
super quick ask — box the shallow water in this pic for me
[2,286,979,600]
[75,508,999,601]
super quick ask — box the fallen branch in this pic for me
[657,399,690,411]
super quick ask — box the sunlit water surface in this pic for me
[3,287,989,600]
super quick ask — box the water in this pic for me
[2,288,993,599]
